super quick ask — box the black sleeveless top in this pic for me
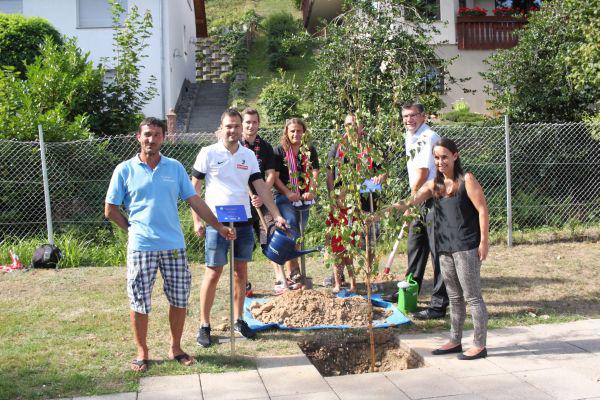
[433,178,480,253]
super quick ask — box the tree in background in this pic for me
[562,0,599,102]
[482,0,599,122]
[0,14,62,77]
[96,0,157,135]
[0,38,103,141]
[304,0,450,201]
[0,2,158,139]
[305,0,448,129]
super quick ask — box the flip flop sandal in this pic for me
[172,353,195,366]
[131,359,148,372]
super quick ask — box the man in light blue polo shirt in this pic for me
[105,117,235,372]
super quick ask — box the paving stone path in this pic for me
[187,82,230,134]
[65,319,600,400]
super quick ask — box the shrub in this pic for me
[294,0,302,10]
[258,76,300,124]
[262,12,299,38]
[452,99,470,112]
[262,12,301,71]
[441,110,487,124]
[482,0,598,122]
[0,14,62,77]
[0,37,101,141]
[268,48,288,71]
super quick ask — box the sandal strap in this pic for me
[174,353,191,362]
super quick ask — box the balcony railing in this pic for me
[456,16,527,50]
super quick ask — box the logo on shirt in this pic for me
[217,160,226,165]
[236,159,248,169]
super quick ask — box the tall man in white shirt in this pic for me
[403,102,449,320]
[191,109,287,347]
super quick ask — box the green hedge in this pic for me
[0,14,62,77]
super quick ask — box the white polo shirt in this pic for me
[192,141,261,218]
[405,123,440,189]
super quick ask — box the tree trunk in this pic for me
[365,223,376,372]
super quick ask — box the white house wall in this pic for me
[436,44,494,114]
[430,0,458,44]
[20,0,195,121]
[163,0,196,115]
[432,0,497,114]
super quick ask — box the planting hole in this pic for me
[299,330,423,376]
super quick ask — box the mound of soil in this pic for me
[249,289,392,328]
[299,330,424,376]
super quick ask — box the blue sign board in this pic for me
[360,179,382,193]
[215,205,247,223]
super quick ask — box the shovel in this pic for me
[296,204,313,288]
[383,222,407,275]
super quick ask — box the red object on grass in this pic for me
[1,251,23,272]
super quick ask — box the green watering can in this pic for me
[397,273,419,314]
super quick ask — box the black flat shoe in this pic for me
[413,309,446,320]
[457,348,487,360]
[431,344,462,355]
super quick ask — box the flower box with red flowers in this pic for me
[492,7,519,17]
[457,7,488,17]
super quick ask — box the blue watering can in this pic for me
[263,226,319,265]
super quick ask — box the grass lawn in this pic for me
[0,241,599,399]
[246,34,316,122]
[205,0,300,24]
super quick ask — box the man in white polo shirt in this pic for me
[191,109,287,347]
[403,102,449,320]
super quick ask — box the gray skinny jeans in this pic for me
[439,248,488,348]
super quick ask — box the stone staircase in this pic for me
[172,37,235,133]
[172,37,232,134]
[187,81,230,133]
[195,37,232,83]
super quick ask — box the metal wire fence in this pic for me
[1,122,598,261]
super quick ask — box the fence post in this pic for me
[504,115,513,246]
[166,108,177,143]
[38,125,55,245]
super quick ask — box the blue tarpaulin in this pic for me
[244,289,411,331]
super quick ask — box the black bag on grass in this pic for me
[31,244,62,269]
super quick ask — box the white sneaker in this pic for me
[273,281,288,295]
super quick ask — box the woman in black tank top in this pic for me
[388,138,490,360]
